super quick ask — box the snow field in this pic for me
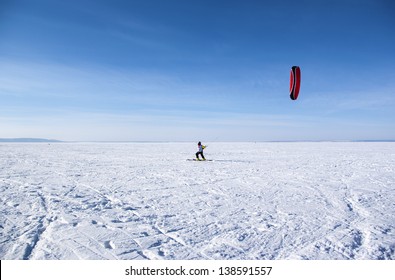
[0,142,394,260]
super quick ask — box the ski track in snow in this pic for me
[0,142,394,260]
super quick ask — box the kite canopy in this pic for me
[290,66,301,100]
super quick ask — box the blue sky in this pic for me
[1,0,394,141]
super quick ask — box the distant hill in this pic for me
[0,138,62,143]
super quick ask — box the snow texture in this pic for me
[1,142,394,260]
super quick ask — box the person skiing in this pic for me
[196,141,206,161]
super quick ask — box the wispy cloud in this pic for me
[301,87,395,115]
[2,57,394,141]
[0,59,272,112]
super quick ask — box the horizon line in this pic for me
[1,138,395,143]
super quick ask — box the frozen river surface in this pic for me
[1,142,394,260]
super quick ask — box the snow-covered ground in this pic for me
[0,142,394,260]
